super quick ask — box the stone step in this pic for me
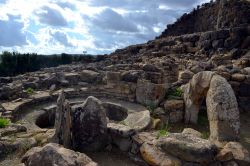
[2,111,12,116]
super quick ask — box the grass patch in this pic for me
[157,124,170,139]
[0,118,10,128]
[25,87,35,95]
[167,87,182,99]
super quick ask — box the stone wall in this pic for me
[159,0,250,37]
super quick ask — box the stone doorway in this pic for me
[181,71,240,143]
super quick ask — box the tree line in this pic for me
[0,51,98,77]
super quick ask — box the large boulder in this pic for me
[136,79,166,106]
[121,70,142,83]
[64,73,80,85]
[178,70,194,83]
[21,143,97,166]
[53,91,72,148]
[206,75,240,142]
[181,71,240,143]
[216,142,250,165]
[140,143,182,166]
[164,99,184,123]
[80,70,101,83]
[157,133,217,164]
[71,96,108,152]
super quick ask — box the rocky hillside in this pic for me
[159,0,250,37]
[105,0,250,112]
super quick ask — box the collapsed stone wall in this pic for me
[159,0,250,37]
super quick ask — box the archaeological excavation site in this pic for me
[0,0,250,166]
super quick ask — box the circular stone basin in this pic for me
[25,96,150,133]
[35,106,56,128]
[102,102,128,121]
[35,101,129,129]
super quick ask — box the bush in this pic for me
[26,87,35,95]
[0,118,10,128]
[167,87,183,99]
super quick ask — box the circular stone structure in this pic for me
[3,89,151,135]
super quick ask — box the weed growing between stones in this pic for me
[167,87,183,99]
[26,87,35,95]
[0,118,10,128]
[157,124,170,139]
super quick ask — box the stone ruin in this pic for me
[181,71,240,143]
[0,0,250,166]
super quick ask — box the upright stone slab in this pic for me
[181,71,240,143]
[53,91,72,148]
[206,75,240,142]
[71,96,108,152]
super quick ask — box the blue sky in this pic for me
[0,0,209,55]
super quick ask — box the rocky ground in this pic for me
[0,0,250,166]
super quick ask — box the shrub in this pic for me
[26,87,34,95]
[167,87,183,99]
[0,118,10,128]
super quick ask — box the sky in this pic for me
[0,0,210,55]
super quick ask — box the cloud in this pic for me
[90,8,138,33]
[50,31,73,47]
[56,1,76,10]
[35,5,68,27]
[0,0,211,54]
[88,0,204,10]
[0,0,6,4]
[0,15,27,47]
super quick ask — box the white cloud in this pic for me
[0,0,211,54]
[35,5,68,26]
[90,8,138,33]
[0,15,27,47]
[50,30,73,47]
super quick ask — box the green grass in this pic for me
[0,118,10,128]
[167,87,183,99]
[26,87,35,95]
[157,124,170,139]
